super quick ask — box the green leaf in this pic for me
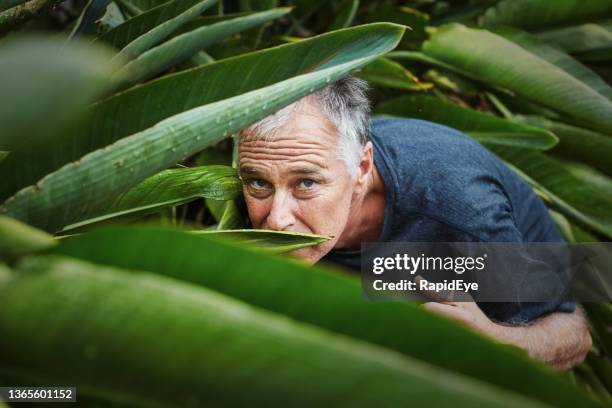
[205,198,225,222]
[98,0,205,50]
[562,161,612,202]
[0,23,405,233]
[490,147,612,239]
[493,27,612,100]
[548,209,575,243]
[537,22,612,63]
[328,0,358,30]
[239,0,276,12]
[61,165,241,232]
[114,0,217,62]
[538,22,612,53]
[69,0,111,38]
[0,255,549,407]
[0,36,119,152]
[216,200,247,229]
[123,0,168,11]
[422,24,612,134]
[49,226,602,408]
[96,2,126,34]
[570,223,600,243]
[114,7,290,87]
[356,57,431,91]
[172,11,254,35]
[388,49,471,77]
[114,0,143,17]
[574,362,612,403]
[363,4,429,42]
[0,216,56,261]
[191,229,328,253]
[192,145,232,166]
[424,68,481,97]
[584,303,612,355]
[588,355,612,398]
[375,94,558,149]
[0,24,405,204]
[513,115,612,177]
[479,0,612,30]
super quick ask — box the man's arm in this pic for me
[423,301,592,370]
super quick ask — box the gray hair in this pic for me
[239,76,371,177]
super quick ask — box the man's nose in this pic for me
[265,190,296,231]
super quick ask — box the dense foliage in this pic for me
[0,0,611,406]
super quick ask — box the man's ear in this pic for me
[356,141,374,191]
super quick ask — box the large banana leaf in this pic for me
[0,255,547,407]
[493,27,612,100]
[356,57,430,91]
[114,8,290,87]
[538,22,612,55]
[0,23,405,232]
[375,94,558,149]
[563,161,612,202]
[490,147,612,239]
[514,115,612,177]
[421,24,612,134]
[48,226,602,408]
[191,229,328,253]
[114,0,218,62]
[98,0,205,50]
[0,24,406,202]
[479,0,612,30]
[172,11,254,35]
[0,36,118,151]
[60,165,241,232]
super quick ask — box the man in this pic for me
[237,76,592,370]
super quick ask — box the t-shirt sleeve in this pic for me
[439,178,576,324]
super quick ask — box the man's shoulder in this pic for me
[371,116,459,136]
[370,117,525,241]
[370,117,487,159]
[370,117,506,196]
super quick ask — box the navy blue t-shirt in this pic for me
[322,118,575,323]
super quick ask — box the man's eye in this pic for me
[298,179,316,189]
[249,179,270,189]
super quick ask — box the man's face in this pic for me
[238,100,359,264]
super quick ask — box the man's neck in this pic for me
[334,164,386,251]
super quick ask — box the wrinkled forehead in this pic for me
[238,97,338,148]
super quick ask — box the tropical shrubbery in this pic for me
[0,0,611,406]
